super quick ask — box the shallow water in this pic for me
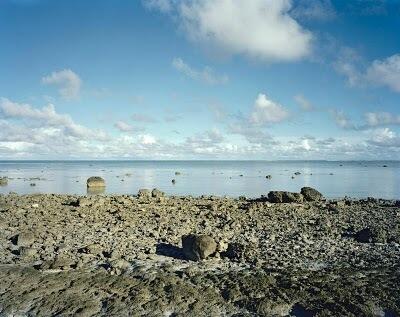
[0,160,399,199]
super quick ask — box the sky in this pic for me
[0,0,400,160]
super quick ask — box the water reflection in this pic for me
[87,187,106,195]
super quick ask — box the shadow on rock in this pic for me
[155,243,185,260]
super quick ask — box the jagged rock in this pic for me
[86,176,105,188]
[268,191,303,203]
[182,234,217,261]
[301,187,324,201]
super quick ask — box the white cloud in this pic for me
[142,0,174,12]
[330,109,355,129]
[368,128,400,147]
[366,54,400,92]
[139,134,156,145]
[145,0,313,62]
[294,94,314,111]
[335,51,400,93]
[114,121,136,132]
[364,112,400,127]
[42,69,82,100]
[172,57,228,85]
[249,93,290,125]
[291,0,336,21]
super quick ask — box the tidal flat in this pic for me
[0,190,399,316]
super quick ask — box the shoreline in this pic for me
[0,190,399,316]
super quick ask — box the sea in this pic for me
[0,160,399,199]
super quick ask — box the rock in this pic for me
[151,188,165,198]
[182,234,217,261]
[175,171,181,175]
[86,176,105,188]
[171,179,176,184]
[265,175,272,179]
[268,191,303,203]
[30,183,36,187]
[50,256,76,269]
[137,189,151,199]
[301,187,324,201]
[19,247,38,258]
[0,177,8,186]
[16,232,35,247]
[355,227,387,243]
[84,243,104,255]
[294,172,301,175]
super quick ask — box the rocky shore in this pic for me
[0,189,399,316]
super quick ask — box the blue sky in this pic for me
[0,0,399,159]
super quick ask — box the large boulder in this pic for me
[268,191,303,203]
[151,188,165,198]
[301,187,324,201]
[86,176,105,188]
[182,234,217,261]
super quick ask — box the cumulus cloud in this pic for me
[330,109,355,129]
[172,58,228,85]
[294,94,314,111]
[364,112,400,127]
[335,51,400,93]
[144,0,313,62]
[42,69,82,100]
[249,93,290,125]
[366,54,400,92]
[114,121,145,133]
[368,128,400,147]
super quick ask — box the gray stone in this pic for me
[86,176,105,188]
[151,188,165,198]
[268,191,304,203]
[301,187,324,201]
[182,234,217,261]
[17,232,35,247]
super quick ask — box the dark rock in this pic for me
[175,171,181,175]
[87,176,105,188]
[301,187,324,201]
[265,175,272,179]
[268,191,303,203]
[294,172,301,175]
[182,234,216,261]
[171,179,176,184]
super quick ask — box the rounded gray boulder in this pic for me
[182,234,217,261]
[300,187,324,201]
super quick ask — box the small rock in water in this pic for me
[171,179,176,184]
[301,187,324,201]
[0,177,8,186]
[175,171,181,175]
[265,175,272,179]
[182,234,217,261]
[268,191,303,203]
[294,171,301,175]
[86,176,105,188]
[30,183,36,187]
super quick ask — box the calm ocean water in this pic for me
[0,160,399,199]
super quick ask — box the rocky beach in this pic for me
[0,187,399,316]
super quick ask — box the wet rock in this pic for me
[265,175,272,179]
[16,232,35,247]
[268,191,303,203]
[151,188,165,198]
[355,227,387,243]
[182,234,217,261]
[137,189,151,199]
[294,172,301,175]
[171,179,176,184]
[301,187,324,201]
[86,176,105,188]
[0,177,8,186]
[175,171,181,175]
